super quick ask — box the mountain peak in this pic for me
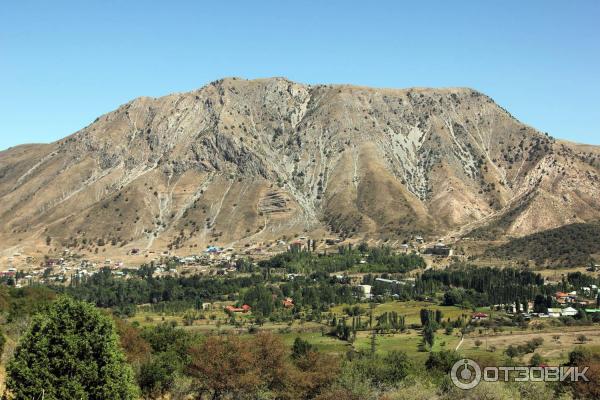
[0,80,598,259]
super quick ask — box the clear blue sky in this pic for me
[1,0,599,151]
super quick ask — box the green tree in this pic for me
[6,297,138,399]
[419,308,431,326]
[423,324,435,348]
[505,345,520,359]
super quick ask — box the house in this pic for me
[225,304,251,313]
[46,259,61,267]
[425,243,453,257]
[555,292,577,304]
[561,307,578,317]
[471,312,488,321]
[547,308,562,318]
[282,298,294,308]
[357,284,372,299]
[205,246,221,254]
[181,256,197,265]
[375,277,402,285]
[289,241,304,252]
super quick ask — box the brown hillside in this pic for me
[1,77,599,257]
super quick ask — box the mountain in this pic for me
[1,77,599,257]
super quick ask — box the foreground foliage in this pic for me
[6,297,138,400]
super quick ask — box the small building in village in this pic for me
[561,307,578,317]
[225,304,251,313]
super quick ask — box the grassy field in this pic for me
[460,325,600,365]
[353,329,462,363]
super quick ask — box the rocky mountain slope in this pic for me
[1,77,599,256]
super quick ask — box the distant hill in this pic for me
[1,77,600,257]
[483,222,600,267]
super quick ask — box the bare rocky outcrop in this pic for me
[1,77,599,254]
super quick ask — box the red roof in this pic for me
[225,304,251,313]
[283,298,294,308]
[472,312,488,318]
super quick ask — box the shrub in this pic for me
[7,297,138,399]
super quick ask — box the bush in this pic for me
[577,334,588,343]
[292,337,314,359]
[349,351,411,387]
[529,353,544,367]
[139,351,182,397]
[425,350,461,373]
[6,297,138,399]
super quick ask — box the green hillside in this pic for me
[484,222,600,267]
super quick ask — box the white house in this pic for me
[375,277,402,285]
[357,284,372,299]
[561,307,578,317]
[547,308,562,318]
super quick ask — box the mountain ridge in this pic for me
[1,77,599,258]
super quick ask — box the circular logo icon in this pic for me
[451,358,482,390]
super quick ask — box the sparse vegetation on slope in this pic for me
[1,78,599,254]
[484,222,600,267]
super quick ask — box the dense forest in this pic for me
[484,222,600,267]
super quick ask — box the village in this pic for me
[0,235,453,288]
[3,233,599,329]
